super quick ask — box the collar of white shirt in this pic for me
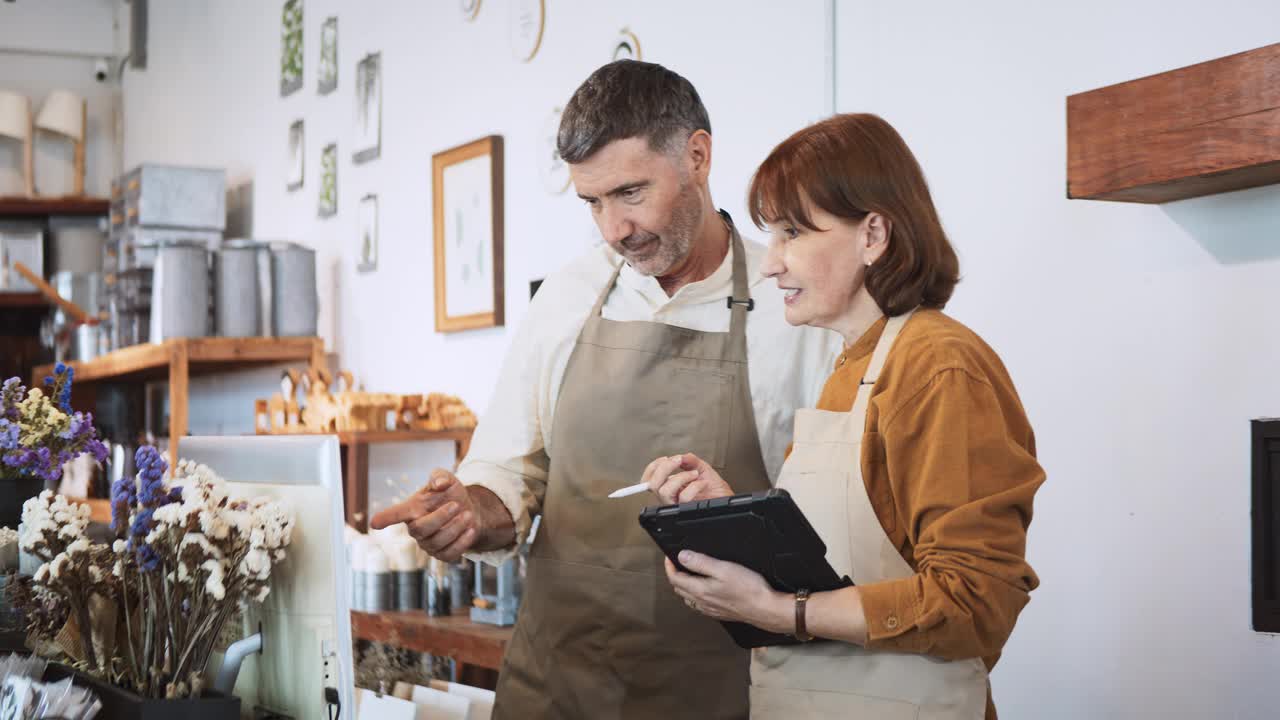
[613,236,768,312]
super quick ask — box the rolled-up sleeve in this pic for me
[857,368,1044,660]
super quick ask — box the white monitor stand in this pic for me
[181,435,355,720]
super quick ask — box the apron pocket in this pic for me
[670,367,733,469]
[749,684,921,720]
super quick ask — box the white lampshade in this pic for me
[35,90,83,140]
[0,91,29,142]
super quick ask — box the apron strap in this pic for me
[589,258,625,318]
[587,210,753,364]
[725,212,752,352]
[849,308,917,422]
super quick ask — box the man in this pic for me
[371,60,838,719]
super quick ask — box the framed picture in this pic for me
[358,193,378,272]
[287,120,304,191]
[354,52,381,163]
[280,0,303,96]
[318,17,338,94]
[319,143,337,217]
[432,135,504,333]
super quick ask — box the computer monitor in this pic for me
[181,435,355,720]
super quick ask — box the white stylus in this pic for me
[608,482,650,499]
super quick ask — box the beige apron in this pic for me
[750,310,990,720]
[493,214,771,720]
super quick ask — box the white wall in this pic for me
[837,1,1280,717]
[119,1,1280,716]
[121,0,830,414]
[0,0,121,196]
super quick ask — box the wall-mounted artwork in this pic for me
[353,53,381,163]
[287,120,304,191]
[612,26,642,61]
[358,194,378,272]
[509,0,545,62]
[280,0,303,96]
[318,17,338,94]
[460,0,481,21]
[539,105,570,195]
[432,135,504,332]
[319,143,337,217]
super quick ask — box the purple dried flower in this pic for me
[130,507,155,539]
[0,420,17,450]
[137,544,161,573]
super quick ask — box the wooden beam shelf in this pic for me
[0,197,110,216]
[1067,42,1280,203]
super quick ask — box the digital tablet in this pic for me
[639,488,854,648]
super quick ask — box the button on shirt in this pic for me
[459,235,841,564]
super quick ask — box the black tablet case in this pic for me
[639,488,854,648]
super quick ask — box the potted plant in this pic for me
[13,442,295,716]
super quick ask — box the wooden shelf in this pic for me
[0,197,110,217]
[336,429,474,446]
[0,292,47,308]
[1068,43,1280,204]
[34,337,325,466]
[34,336,324,384]
[330,428,474,531]
[351,610,512,670]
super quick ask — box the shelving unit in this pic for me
[33,336,325,463]
[321,428,473,530]
[0,197,110,217]
[351,609,512,673]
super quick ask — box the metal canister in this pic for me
[215,240,265,337]
[425,570,452,617]
[363,569,392,612]
[395,569,424,611]
[269,242,317,337]
[351,570,368,611]
[449,562,473,611]
[149,239,211,342]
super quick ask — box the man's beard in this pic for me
[622,182,702,277]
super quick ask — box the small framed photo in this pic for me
[280,0,303,96]
[287,120,304,191]
[358,193,378,272]
[432,135,504,332]
[318,17,338,94]
[354,52,381,163]
[318,143,337,218]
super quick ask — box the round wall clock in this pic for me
[510,0,546,62]
[612,26,642,61]
[459,0,481,21]
[539,105,571,194]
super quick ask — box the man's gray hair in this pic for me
[557,60,711,165]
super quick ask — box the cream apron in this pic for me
[492,214,770,720]
[750,310,990,720]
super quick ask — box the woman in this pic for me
[643,113,1044,719]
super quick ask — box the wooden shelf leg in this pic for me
[168,342,189,465]
[345,440,369,531]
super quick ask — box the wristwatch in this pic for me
[794,588,814,642]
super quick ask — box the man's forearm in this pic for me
[467,485,518,552]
